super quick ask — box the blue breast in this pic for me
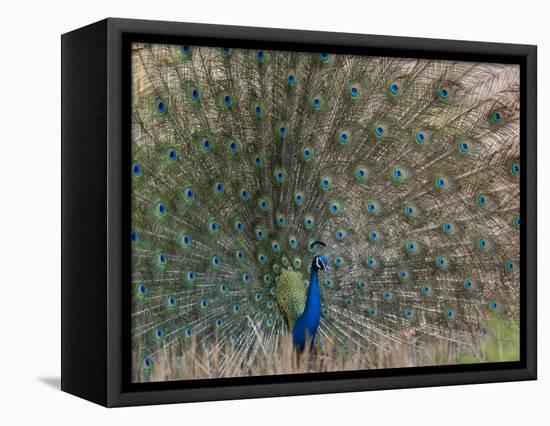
[292,269,321,350]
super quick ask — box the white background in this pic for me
[0,0,546,424]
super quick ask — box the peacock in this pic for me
[130,42,520,381]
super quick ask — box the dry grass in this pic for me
[133,315,519,383]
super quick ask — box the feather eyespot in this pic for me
[155,98,166,113]
[414,130,431,146]
[256,50,266,63]
[239,188,250,201]
[438,87,450,100]
[181,45,192,57]
[388,81,401,96]
[136,283,147,297]
[302,147,314,161]
[143,357,152,370]
[310,94,324,111]
[337,129,352,146]
[208,219,220,234]
[320,176,333,191]
[510,162,519,176]
[434,175,453,192]
[374,123,387,138]
[132,161,142,177]
[274,168,286,183]
[179,233,192,249]
[288,236,298,250]
[252,103,265,118]
[304,215,315,229]
[153,201,167,217]
[286,71,297,86]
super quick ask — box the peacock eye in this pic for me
[287,71,297,86]
[201,137,212,152]
[143,357,152,370]
[304,215,315,229]
[302,147,313,161]
[311,95,324,110]
[444,308,456,319]
[329,201,342,215]
[254,154,263,168]
[239,188,249,201]
[458,140,470,154]
[274,168,286,183]
[212,181,224,195]
[258,197,269,211]
[374,123,387,138]
[337,129,352,145]
[434,175,452,192]
[391,166,408,183]
[188,84,201,102]
[475,194,489,207]
[132,161,142,177]
[208,219,220,234]
[415,130,430,145]
[348,82,362,99]
[179,233,192,249]
[252,103,265,118]
[155,98,166,113]
[389,81,401,96]
[136,283,147,296]
[226,139,238,154]
[181,45,191,57]
[154,201,167,217]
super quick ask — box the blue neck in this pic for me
[292,265,322,349]
[303,267,320,317]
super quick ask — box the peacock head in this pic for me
[311,241,330,273]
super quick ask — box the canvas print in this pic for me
[130,43,520,383]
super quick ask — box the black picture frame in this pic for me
[61,17,537,407]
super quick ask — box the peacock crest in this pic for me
[130,42,520,381]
